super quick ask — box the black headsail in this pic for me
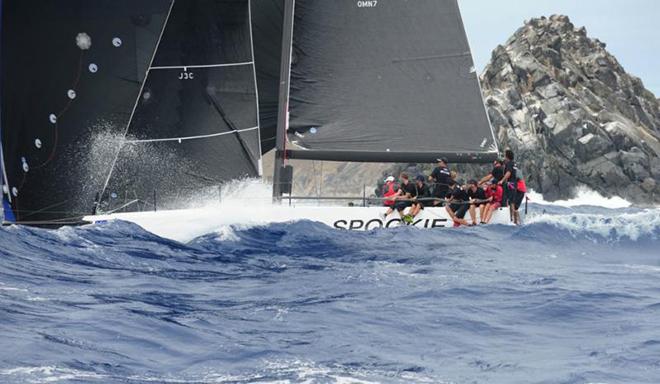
[100,0,262,213]
[1,0,172,223]
[281,0,498,164]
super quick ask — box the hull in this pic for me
[84,205,515,243]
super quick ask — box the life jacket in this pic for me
[382,182,398,206]
[517,179,527,193]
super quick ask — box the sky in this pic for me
[458,0,660,97]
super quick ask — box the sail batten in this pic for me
[149,61,255,70]
[123,125,259,144]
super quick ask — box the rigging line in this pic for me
[123,126,258,144]
[98,0,176,202]
[15,197,74,219]
[149,61,254,70]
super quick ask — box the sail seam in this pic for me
[98,0,176,201]
[149,61,254,70]
[123,126,259,144]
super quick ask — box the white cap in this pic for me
[385,176,395,182]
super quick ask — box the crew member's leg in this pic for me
[453,204,470,227]
[468,204,477,226]
[479,203,487,224]
[513,192,525,225]
[481,203,491,224]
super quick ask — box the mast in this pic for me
[272,0,295,202]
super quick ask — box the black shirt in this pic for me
[447,186,468,202]
[431,166,452,193]
[491,166,504,183]
[468,187,487,201]
[415,183,430,199]
[399,181,417,198]
[504,160,517,182]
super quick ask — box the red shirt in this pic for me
[486,185,503,203]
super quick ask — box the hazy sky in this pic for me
[458,0,660,97]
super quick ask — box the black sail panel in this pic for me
[251,0,284,154]
[286,0,498,162]
[102,0,261,212]
[0,0,171,223]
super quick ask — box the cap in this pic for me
[384,176,395,182]
[468,179,478,186]
[436,157,448,164]
[415,175,425,182]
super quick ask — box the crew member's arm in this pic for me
[499,171,511,185]
[478,173,493,186]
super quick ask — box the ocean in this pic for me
[1,194,659,383]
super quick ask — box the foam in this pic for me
[525,209,660,241]
[0,366,106,383]
[527,186,632,209]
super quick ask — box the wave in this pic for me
[1,207,659,383]
[526,186,633,209]
[520,209,660,242]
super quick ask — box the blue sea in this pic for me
[1,204,659,383]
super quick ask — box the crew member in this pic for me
[512,175,527,225]
[445,180,474,227]
[499,149,518,211]
[381,176,398,208]
[410,175,431,219]
[467,179,487,224]
[482,182,503,224]
[430,158,452,206]
[382,173,416,220]
[479,159,504,186]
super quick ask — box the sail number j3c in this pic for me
[179,71,194,80]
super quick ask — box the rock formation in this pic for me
[481,15,660,204]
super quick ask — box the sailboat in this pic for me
[2,0,515,242]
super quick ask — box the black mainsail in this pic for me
[100,0,262,213]
[279,0,498,164]
[1,0,171,223]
